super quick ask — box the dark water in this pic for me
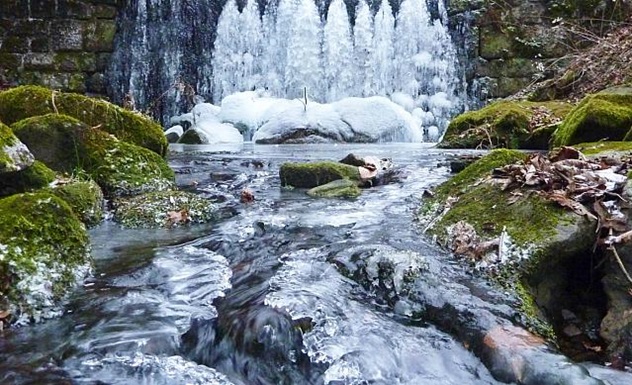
[0,143,629,385]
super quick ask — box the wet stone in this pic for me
[56,0,93,19]
[51,20,84,51]
[30,0,57,18]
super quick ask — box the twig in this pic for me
[608,245,632,286]
[51,90,59,114]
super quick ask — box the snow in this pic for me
[190,118,244,145]
[171,91,424,144]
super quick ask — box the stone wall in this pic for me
[0,0,119,95]
[448,0,631,100]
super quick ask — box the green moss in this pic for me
[440,100,572,149]
[434,183,567,246]
[0,86,167,156]
[47,179,104,227]
[11,114,88,173]
[0,192,89,321]
[553,92,632,146]
[306,179,361,198]
[0,161,56,197]
[279,161,360,188]
[113,190,218,228]
[80,128,175,197]
[435,149,527,199]
[513,280,556,340]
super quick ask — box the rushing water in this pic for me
[1,143,630,384]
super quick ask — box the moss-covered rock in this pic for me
[0,85,167,156]
[113,190,218,228]
[280,161,360,188]
[0,121,34,173]
[11,114,88,173]
[80,128,175,198]
[419,149,596,338]
[48,179,104,227]
[0,160,56,197]
[306,179,361,198]
[439,100,572,149]
[11,114,175,198]
[552,88,632,146]
[178,128,204,144]
[0,192,90,324]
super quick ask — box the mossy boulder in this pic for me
[11,114,175,198]
[80,128,175,198]
[0,85,167,156]
[0,192,90,324]
[0,160,56,197]
[113,190,218,228]
[178,128,204,144]
[306,179,361,198]
[11,114,88,173]
[0,121,34,173]
[552,87,632,146]
[48,179,104,227]
[439,100,572,150]
[419,149,596,337]
[280,161,360,188]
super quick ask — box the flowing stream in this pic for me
[1,143,630,384]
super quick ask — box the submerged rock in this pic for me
[0,85,167,156]
[0,121,34,173]
[0,192,90,325]
[113,190,218,228]
[439,100,572,149]
[306,179,361,198]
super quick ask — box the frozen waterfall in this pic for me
[109,0,463,137]
[212,0,460,131]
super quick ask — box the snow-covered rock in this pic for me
[171,91,427,144]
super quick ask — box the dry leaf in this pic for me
[240,189,255,203]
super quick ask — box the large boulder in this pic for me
[0,121,33,173]
[0,86,167,156]
[552,87,632,147]
[439,100,572,149]
[419,149,597,337]
[0,192,90,325]
[11,114,175,198]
